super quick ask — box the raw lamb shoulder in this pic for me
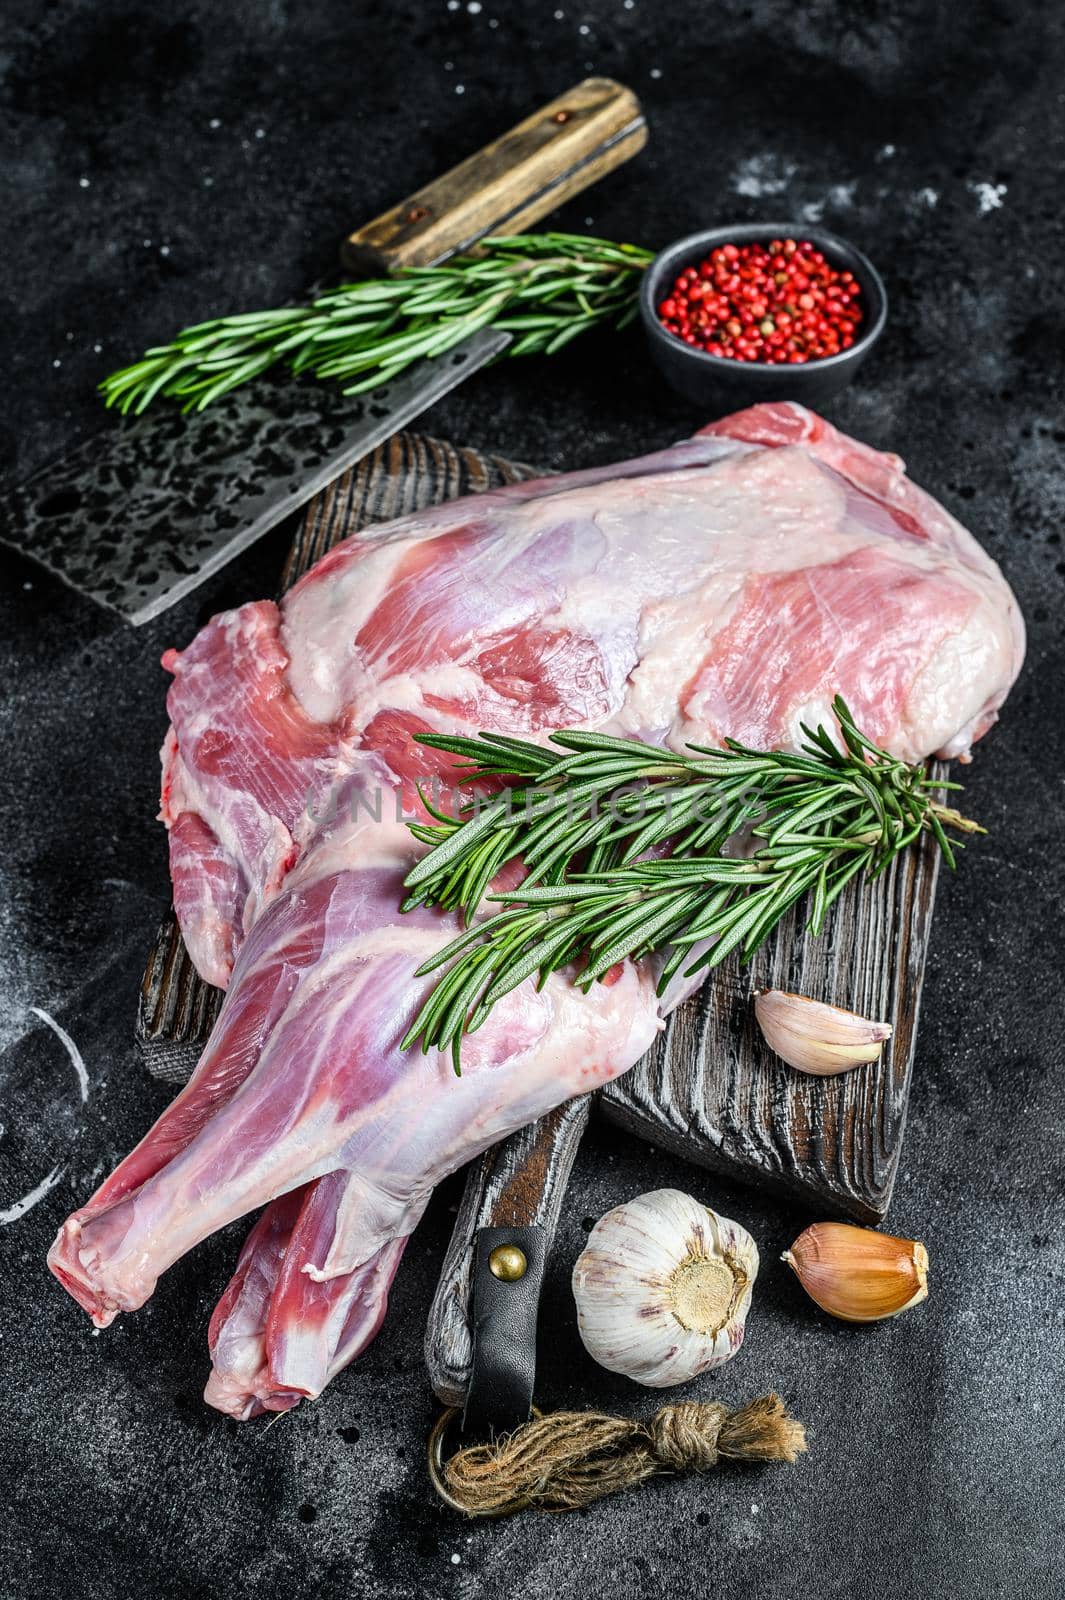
[48,403,1023,1418]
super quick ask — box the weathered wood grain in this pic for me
[342,78,647,275]
[600,813,943,1222]
[137,907,224,1087]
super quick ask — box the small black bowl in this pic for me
[639,222,888,412]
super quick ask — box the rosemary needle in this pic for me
[99,233,653,414]
[399,698,984,1072]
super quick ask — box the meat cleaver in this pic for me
[0,78,646,624]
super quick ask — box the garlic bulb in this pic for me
[572,1189,759,1388]
[783,1221,929,1323]
[754,989,893,1076]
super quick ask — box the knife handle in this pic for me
[425,1094,593,1408]
[342,77,647,274]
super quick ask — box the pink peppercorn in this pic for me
[657,238,864,363]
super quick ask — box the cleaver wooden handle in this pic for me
[342,77,647,274]
[425,1094,593,1407]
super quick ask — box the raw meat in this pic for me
[203,1177,412,1418]
[48,404,1024,1415]
[51,755,664,1324]
[157,404,1022,991]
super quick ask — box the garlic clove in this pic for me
[754,989,893,1076]
[572,1188,759,1388]
[783,1221,929,1323]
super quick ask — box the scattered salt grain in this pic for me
[969,180,1007,214]
[732,153,796,199]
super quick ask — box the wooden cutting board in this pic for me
[138,430,944,1224]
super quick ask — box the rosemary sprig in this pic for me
[399,698,983,1071]
[99,232,652,414]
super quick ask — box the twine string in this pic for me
[440,1394,806,1516]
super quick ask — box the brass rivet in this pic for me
[488,1244,527,1281]
[553,109,572,123]
[405,205,430,224]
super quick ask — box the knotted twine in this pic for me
[440,1395,806,1516]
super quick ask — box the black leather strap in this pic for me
[462,1225,547,1436]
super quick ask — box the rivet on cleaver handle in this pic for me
[343,77,647,275]
[2,328,508,626]
[425,1095,592,1410]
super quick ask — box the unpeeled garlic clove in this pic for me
[572,1188,758,1388]
[754,989,893,1076]
[783,1221,929,1323]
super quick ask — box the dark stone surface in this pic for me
[1,2,1063,1596]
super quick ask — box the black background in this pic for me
[2,3,1063,1597]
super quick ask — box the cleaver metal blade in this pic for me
[1,330,508,625]
[0,76,646,625]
